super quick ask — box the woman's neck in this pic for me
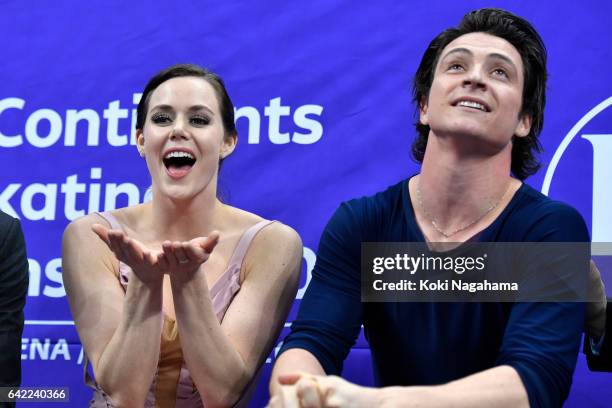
[147,185,225,242]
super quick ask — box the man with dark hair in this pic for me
[410,8,546,181]
[269,8,592,408]
[0,211,29,408]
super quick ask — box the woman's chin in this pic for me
[157,185,197,202]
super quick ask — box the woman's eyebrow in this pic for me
[150,104,173,111]
[187,105,215,115]
[150,104,215,115]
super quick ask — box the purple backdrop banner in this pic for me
[1,1,611,406]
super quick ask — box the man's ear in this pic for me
[419,97,429,126]
[136,129,145,157]
[515,113,532,138]
[220,133,238,159]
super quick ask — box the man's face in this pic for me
[420,32,531,153]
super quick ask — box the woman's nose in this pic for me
[169,117,189,139]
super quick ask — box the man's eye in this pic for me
[151,113,171,124]
[190,116,210,126]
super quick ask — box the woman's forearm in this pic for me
[171,273,251,408]
[94,278,164,406]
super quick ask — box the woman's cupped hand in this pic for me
[92,223,219,286]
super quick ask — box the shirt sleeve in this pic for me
[496,204,589,408]
[278,202,363,375]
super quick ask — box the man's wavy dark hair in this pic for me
[412,8,546,180]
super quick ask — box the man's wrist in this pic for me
[376,385,440,408]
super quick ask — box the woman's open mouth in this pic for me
[163,150,196,179]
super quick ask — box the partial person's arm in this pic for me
[0,213,29,399]
[584,260,607,340]
[169,222,302,407]
[583,259,612,370]
[585,272,612,372]
[585,303,612,371]
[585,306,612,371]
[62,215,166,407]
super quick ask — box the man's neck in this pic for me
[416,133,516,236]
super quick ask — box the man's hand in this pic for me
[585,260,607,340]
[267,372,378,408]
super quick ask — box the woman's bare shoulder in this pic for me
[223,205,302,258]
[64,212,111,238]
[227,203,297,232]
[62,214,119,279]
[104,204,150,229]
[223,205,266,227]
[66,204,149,234]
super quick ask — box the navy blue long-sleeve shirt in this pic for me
[279,179,589,408]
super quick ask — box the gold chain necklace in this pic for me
[415,180,509,239]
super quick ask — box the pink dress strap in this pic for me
[95,211,122,230]
[209,220,276,322]
[228,219,277,273]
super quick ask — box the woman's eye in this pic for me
[493,68,508,78]
[190,116,210,126]
[448,63,464,71]
[151,113,171,124]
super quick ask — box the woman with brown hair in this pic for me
[63,64,302,407]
